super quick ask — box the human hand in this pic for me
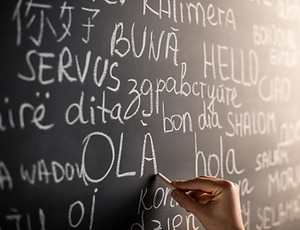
[171,176,244,230]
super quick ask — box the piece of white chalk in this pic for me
[156,172,176,190]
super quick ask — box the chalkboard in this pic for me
[1,0,300,229]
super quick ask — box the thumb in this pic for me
[171,189,205,216]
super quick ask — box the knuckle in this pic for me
[221,180,239,191]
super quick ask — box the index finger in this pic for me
[172,176,222,195]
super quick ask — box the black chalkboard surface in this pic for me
[1,0,300,229]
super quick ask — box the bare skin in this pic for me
[171,176,245,230]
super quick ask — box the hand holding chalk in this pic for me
[171,176,245,230]
[156,173,176,190]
